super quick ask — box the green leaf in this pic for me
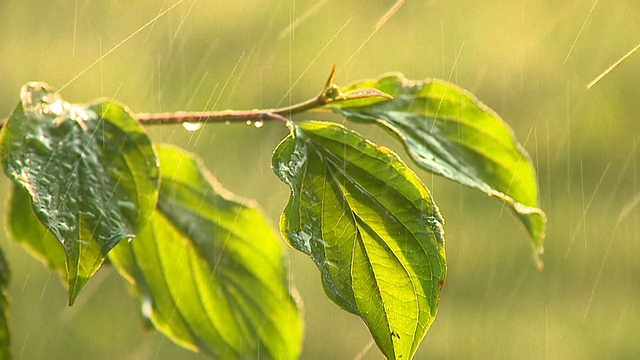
[0,82,159,304]
[329,74,546,260]
[7,186,66,278]
[0,247,10,359]
[109,145,302,359]
[272,121,446,360]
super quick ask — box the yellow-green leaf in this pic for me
[329,74,546,261]
[109,145,302,359]
[273,121,446,359]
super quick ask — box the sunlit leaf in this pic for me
[0,82,159,304]
[7,186,66,278]
[272,121,446,360]
[109,145,302,359]
[0,246,10,359]
[329,74,546,260]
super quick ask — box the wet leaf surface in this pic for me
[329,74,546,260]
[109,145,302,359]
[0,82,159,303]
[7,186,67,278]
[273,121,446,360]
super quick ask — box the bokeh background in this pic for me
[1,0,639,359]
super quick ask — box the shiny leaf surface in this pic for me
[329,74,546,259]
[109,145,302,359]
[273,121,446,360]
[0,82,159,303]
[7,186,66,279]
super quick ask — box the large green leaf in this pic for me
[0,247,10,359]
[0,82,159,304]
[109,145,302,359]
[328,74,546,259]
[7,186,66,278]
[272,121,446,360]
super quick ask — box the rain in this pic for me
[0,0,639,359]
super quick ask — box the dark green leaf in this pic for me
[109,145,302,359]
[0,82,159,304]
[7,186,66,278]
[329,74,546,260]
[0,247,10,359]
[273,121,446,360]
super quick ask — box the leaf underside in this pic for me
[109,145,302,360]
[273,121,446,360]
[329,74,546,261]
[0,82,159,303]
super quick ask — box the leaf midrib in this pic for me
[306,136,428,357]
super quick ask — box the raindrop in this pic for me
[116,200,136,213]
[23,90,34,105]
[224,120,231,126]
[48,99,64,116]
[245,120,252,126]
[290,287,303,306]
[254,120,264,129]
[182,122,203,131]
[141,295,153,319]
[58,222,71,233]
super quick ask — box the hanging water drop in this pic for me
[182,122,203,131]
[245,120,252,126]
[224,120,231,126]
[254,120,264,129]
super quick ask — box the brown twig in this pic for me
[0,65,391,128]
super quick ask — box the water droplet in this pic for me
[182,122,203,131]
[23,90,34,105]
[47,99,65,116]
[254,120,264,129]
[224,120,230,126]
[141,295,153,318]
[116,200,136,213]
[290,287,303,305]
[245,120,252,126]
[58,222,71,233]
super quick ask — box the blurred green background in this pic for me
[1,0,639,359]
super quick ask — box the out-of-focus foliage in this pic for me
[0,0,638,359]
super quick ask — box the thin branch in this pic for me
[136,65,342,125]
[134,96,320,125]
[0,65,390,128]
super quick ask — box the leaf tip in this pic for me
[67,264,99,305]
[67,277,87,306]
